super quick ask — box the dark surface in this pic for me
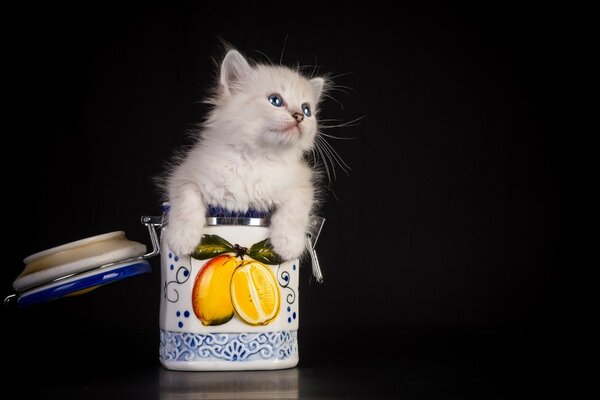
[6,324,552,399]
[2,1,560,398]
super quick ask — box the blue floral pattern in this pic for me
[159,330,297,362]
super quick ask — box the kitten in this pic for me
[164,49,326,261]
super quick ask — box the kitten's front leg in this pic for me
[165,183,206,256]
[270,186,313,261]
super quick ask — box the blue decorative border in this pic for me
[159,330,297,362]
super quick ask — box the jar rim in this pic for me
[205,216,269,227]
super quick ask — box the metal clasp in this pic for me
[306,216,325,283]
[140,215,163,259]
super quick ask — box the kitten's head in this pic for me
[205,49,325,154]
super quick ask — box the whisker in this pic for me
[311,54,318,78]
[318,136,349,168]
[319,118,344,122]
[329,71,356,80]
[318,136,352,172]
[297,64,319,70]
[329,84,358,95]
[319,115,366,129]
[318,139,341,180]
[322,93,344,110]
[315,139,339,180]
[320,140,337,183]
[316,136,351,174]
[279,35,288,65]
[298,62,331,79]
[314,140,332,183]
[317,131,355,140]
[328,87,352,95]
[331,84,356,92]
[320,123,362,129]
[318,139,337,181]
[254,50,273,64]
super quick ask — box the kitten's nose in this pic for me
[292,112,304,123]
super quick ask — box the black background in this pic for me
[3,1,561,397]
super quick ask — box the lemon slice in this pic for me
[231,260,280,326]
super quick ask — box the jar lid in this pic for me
[13,231,147,292]
[15,260,151,307]
[6,216,163,307]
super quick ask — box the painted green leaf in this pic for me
[191,234,235,260]
[248,239,283,265]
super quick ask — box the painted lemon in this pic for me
[230,260,280,326]
[192,254,238,326]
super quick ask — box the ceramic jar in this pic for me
[158,209,300,371]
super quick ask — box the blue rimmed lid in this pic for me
[6,215,163,307]
[16,260,152,307]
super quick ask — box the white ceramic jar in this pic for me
[158,208,300,371]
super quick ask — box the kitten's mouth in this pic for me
[283,125,300,134]
[270,123,301,136]
[279,123,301,134]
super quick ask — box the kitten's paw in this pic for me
[270,229,306,261]
[165,216,205,257]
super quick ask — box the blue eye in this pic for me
[268,94,283,107]
[302,103,312,117]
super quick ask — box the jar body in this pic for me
[159,222,300,371]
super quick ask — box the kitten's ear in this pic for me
[310,77,325,100]
[220,50,252,95]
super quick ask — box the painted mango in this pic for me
[191,254,238,326]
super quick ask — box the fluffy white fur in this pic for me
[165,49,325,260]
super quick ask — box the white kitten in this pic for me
[164,49,325,261]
